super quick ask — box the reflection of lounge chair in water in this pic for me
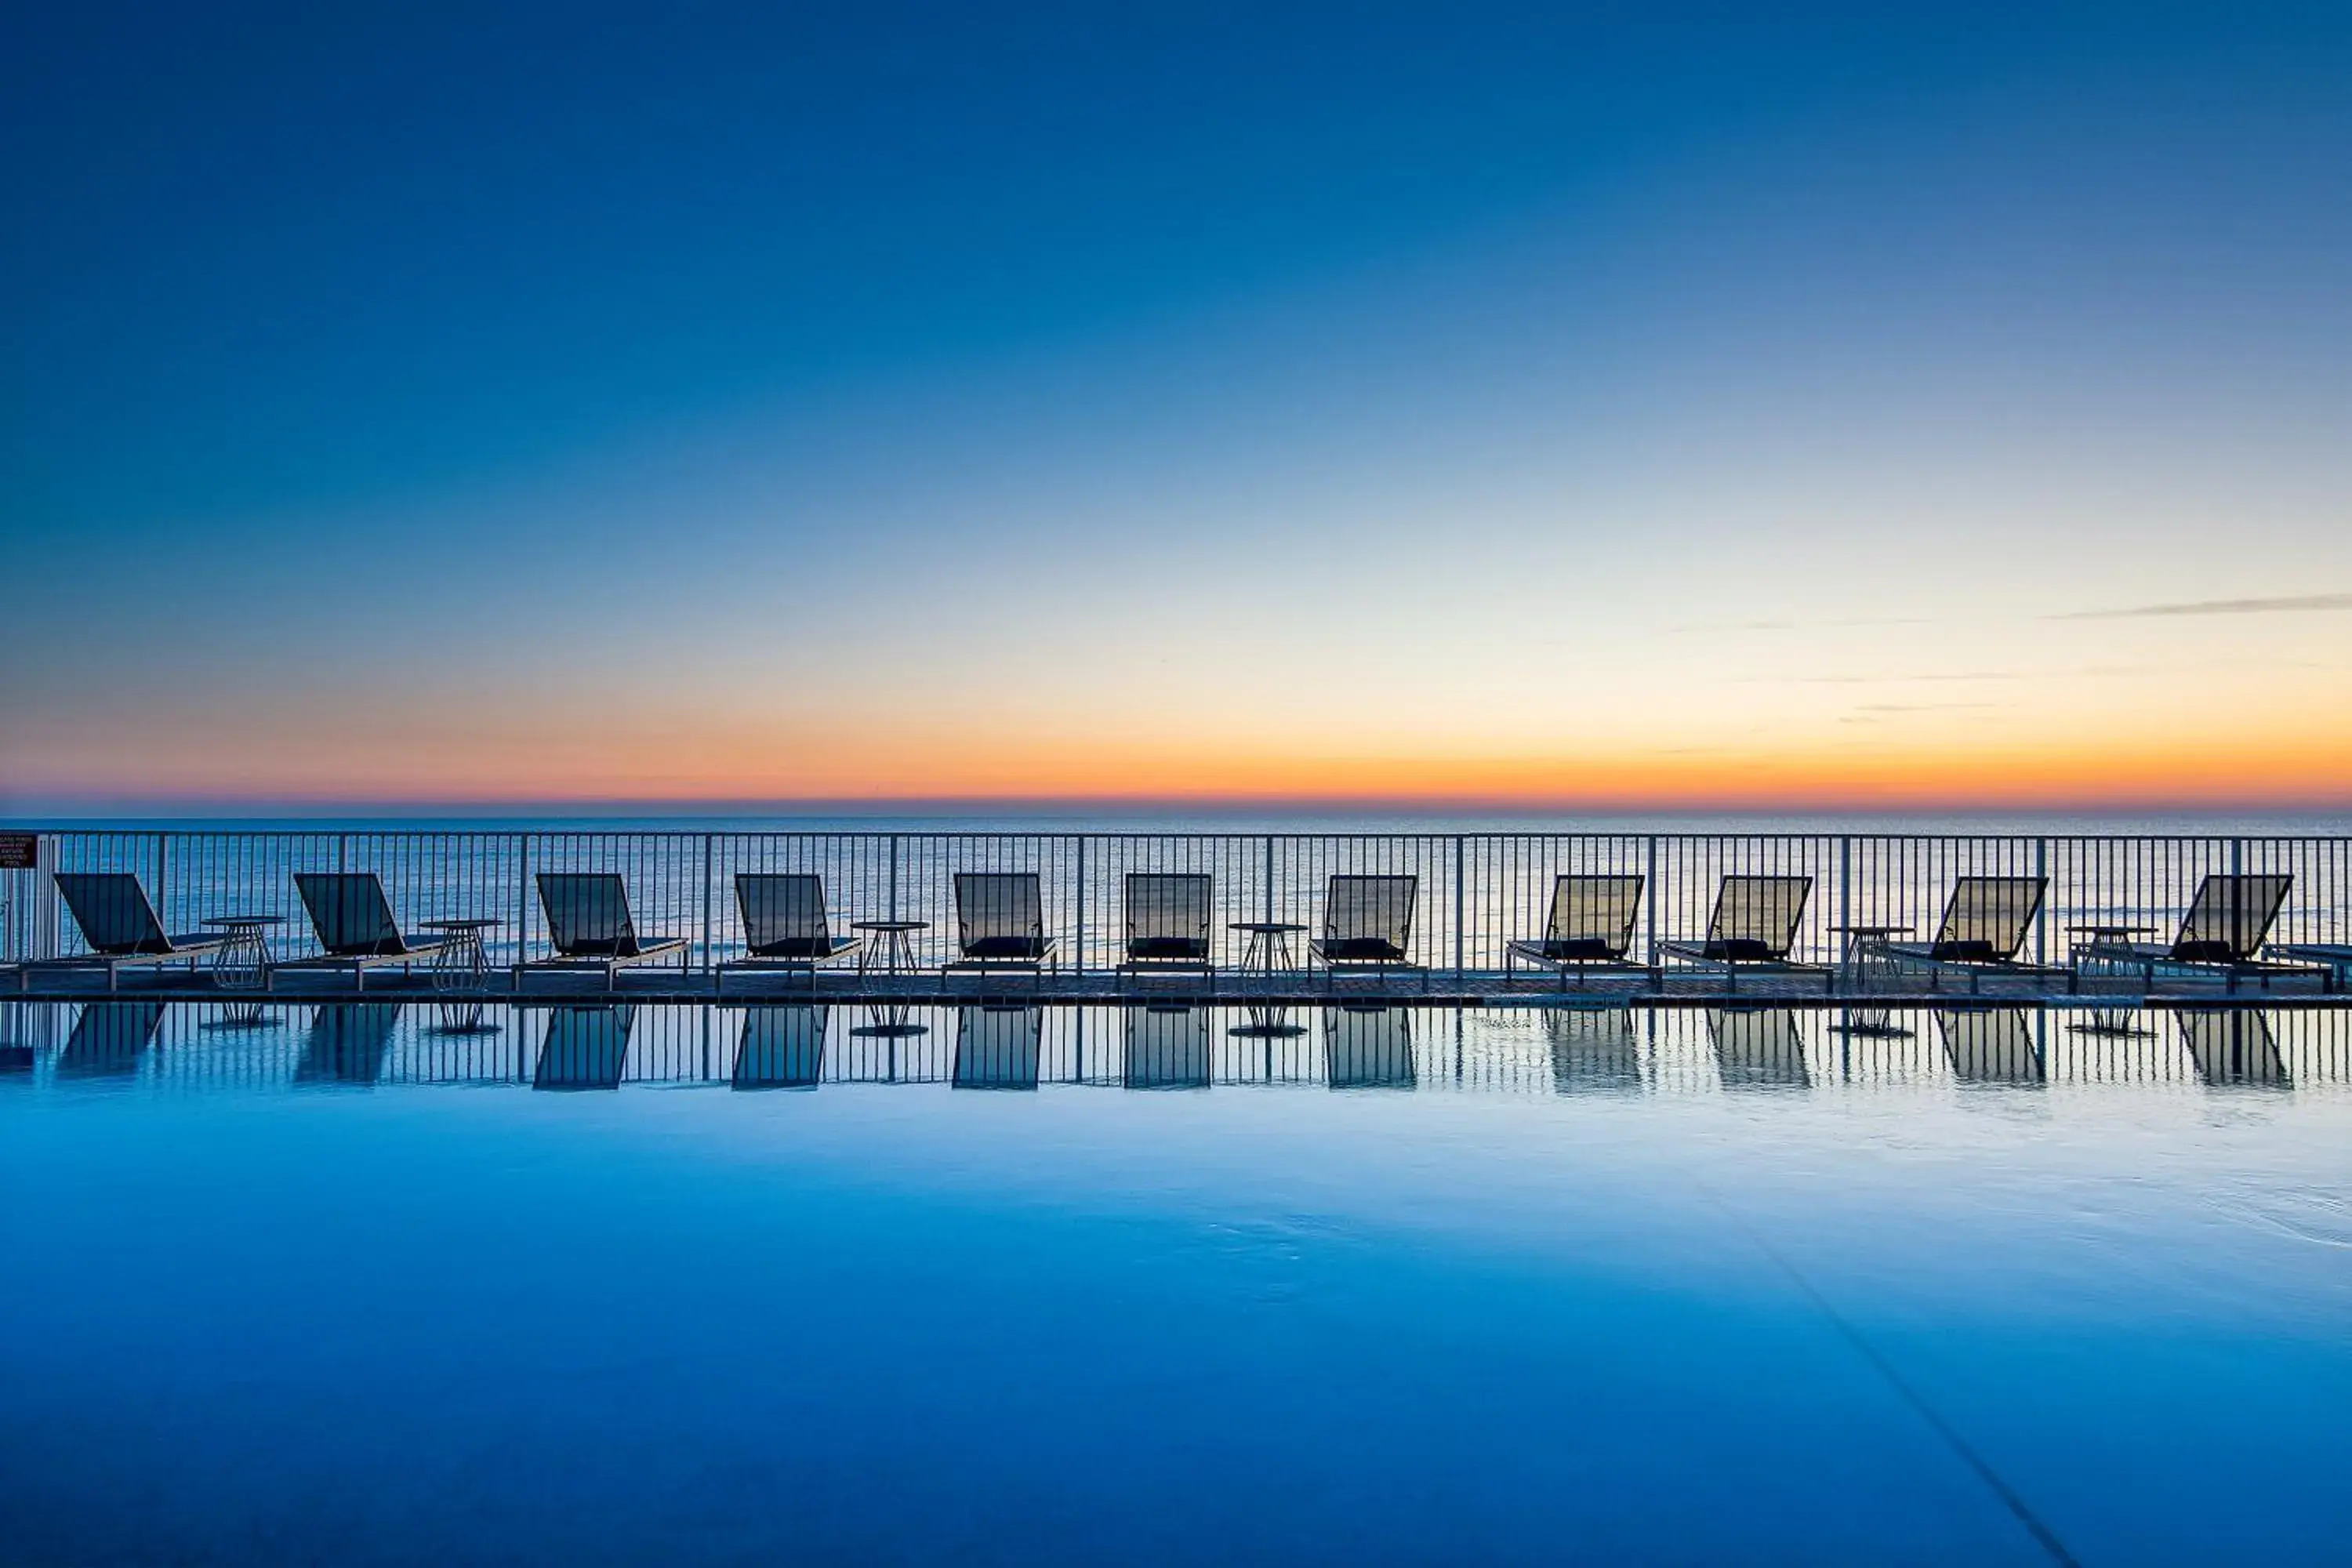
[734,1004,828,1089]
[2178,1010,2289,1087]
[1881,877,2070,994]
[1323,1004,1414,1088]
[534,1005,634,1090]
[1509,875,1648,989]
[36,874,226,993]
[56,1002,164,1077]
[1545,1007,1642,1093]
[1122,1004,1210,1088]
[1659,877,1828,993]
[1708,1007,1809,1088]
[953,1004,1042,1089]
[2074,875,2324,994]
[297,1003,403,1083]
[1935,1007,2043,1084]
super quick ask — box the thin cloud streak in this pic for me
[2054,593,2352,621]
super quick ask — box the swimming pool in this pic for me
[3,1001,2347,1563]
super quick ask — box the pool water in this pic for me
[2,1002,2348,1563]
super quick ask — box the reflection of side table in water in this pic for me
[849,1003,930,1081]
[1829,923,1915,1038]
[205,916,282,991]
[420,918,502,993]
[853,920,927,978]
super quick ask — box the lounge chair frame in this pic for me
[946,873,1059,985]
[2073,873,2328,994]
[1655,875,1830,994]
[1310,874,1427,991]
[1506,873,1650,989]
[1117,872,1214,988]
[717,873,857,995]
[27,873,227,993]
[274,873,453,993]
[524,873,692,991]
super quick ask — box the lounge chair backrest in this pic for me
[53,873,169,955]
[955,873,1043,946]
[2174,873,2292,962]
[1125,873,1211,948]
[1546,874,1644,956]
[1323,874,1417,948]
[536,873,644,957]
[294,872,408,956]
[1705,875,1812,960]
[735,873,832,956]
[1931,876,2045,961]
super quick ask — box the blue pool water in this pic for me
[2,1002,2348,1563]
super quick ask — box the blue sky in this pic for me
[5,3,2349,808]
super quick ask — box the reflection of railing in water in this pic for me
[6,826,2350,983]
[6,1001,2351,1094]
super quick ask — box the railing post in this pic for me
[1452,835,1465,981]
[1074,834,1087,975]
[700,833,715,974]
[516,833,532,975]
[1837,835,1851,980]
[888,834,900,922]
[1644,835,1660,969]
[153,834,168,931]
[2034,836,2049,968]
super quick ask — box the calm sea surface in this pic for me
[3,996,2349,1564]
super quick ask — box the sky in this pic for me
[4,2,2349,813]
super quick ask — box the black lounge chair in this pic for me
[2259,941,2350,993]
[1310,874,1425,989]
[1657,875,1828,993]
[953,1004,1042,1088]
[1507,873,1647,988]
[717,873,856,994]
[1119,873,1214,985]
[526,874,691,989]
[278,873,454,992]
[2074,874,2325,994]
[733,1004,828,1089]
[947,873,1058,982]
[1879,876,2070,994]
[1323,1004,1415,1088]
[1123,1003,1210,1089]
[1936,1007,2044,1085]
[534,1004,634,1090]
[31,873,227,993]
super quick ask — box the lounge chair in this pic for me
[1877,876,2071,994]
[527,873,691,989]
[1936,1007,2043,1084]
[1118,873,1214,985]
[1507,873,1646,988]
[717,874,856,994]
[1323,1004,1415,1087]
[534,1004,633,1090]
[296,1003,404,1084]
[277,873,453,993]
[31,873,227,993]
[953,1004,1042,1088]
[2259,941,2351,993]
[1708,1007,1810,1088]
[2073,874,2325,994]
[1122,1003,1210,1088]
[1310,874,1425,989]
[947,873,1058,982]
[1656,875,1828,993]
[733,1004,828,1089]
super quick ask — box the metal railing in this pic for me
[3,826,2347,978]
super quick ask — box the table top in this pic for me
[203,914,285,928]
[420,917,504,931]
[1229,921,1308,934]
[851,919,929,932]
[1831,923,1914,935]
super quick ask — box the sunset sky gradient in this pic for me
[5,3,2349,812]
